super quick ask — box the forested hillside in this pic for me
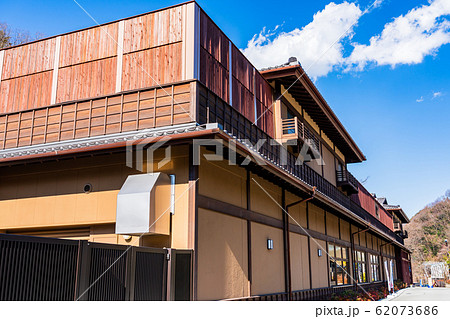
[404,191,450,282]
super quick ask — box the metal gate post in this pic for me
[166,248,174,301]
[75,241,91,301]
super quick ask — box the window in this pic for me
[328,243,350,286]
[375,205,380,219]
[369,254,380,282]
[354,250,368,283]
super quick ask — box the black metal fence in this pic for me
[0,234,192,301]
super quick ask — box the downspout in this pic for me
[351,227,369,289]
[284,186,316,300]
[166,174,176,301]
[169,174,176,245]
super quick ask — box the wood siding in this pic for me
[0,5,185,114]
[350,185,394,230]
[198,10,274,137]
[0,82,193,150]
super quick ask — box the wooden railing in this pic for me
[281,116,320,151]
[0,81,194,150]
[197,81,404,245]
[336,169,359,193]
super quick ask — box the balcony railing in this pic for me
[197,81,404,245]
[281,117,320,152]
[336,169,359,194]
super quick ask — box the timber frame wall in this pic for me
[193,82,407,299]
[0,1,274,143]
[0,81,194,150]
[0,1,411,298]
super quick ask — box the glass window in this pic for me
[335,245,341,259]
[354,250,368,283]
[328,243,350,286]
[329,244,335,258]
[370,254,380,282]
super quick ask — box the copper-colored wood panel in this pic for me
[1,37,56,80]
[199,47,228,103]
[121,43,182,92]
[138,118,155,129]
[56,57,117,103]
[0,71,53,113]
[1,4,189,117]
[232,45,253,93]
[123,6,182,54]
[59,23,118,68]
[199,12,228,67]
[232,78,253,121]
[255,71,273,107]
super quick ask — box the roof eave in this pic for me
[261,65,366,163]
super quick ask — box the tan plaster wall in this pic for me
[310,239,329,288]
[198,149,247,208]
[322,146,336,186]
[251,222,285,295]
[0,145,192,249]
[197,208,249,300]
[326,212,339,239]
[250,174,282,220]
[286,191,307,228]
[290,232,310,290]
[308,203,325,234]
[340,219,350,242]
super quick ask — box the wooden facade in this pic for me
[0,81,193,150]
[351,183,394,230]
[0,1,412,300]
[0,2,274,138]
[198,10,274,137]
[0,5,185,114]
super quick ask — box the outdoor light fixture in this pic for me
[267,239,274,250]
[122,235,132,241]
[318,249,322,257]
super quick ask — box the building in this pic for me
[376,197,410,237]
[0,1,412,300]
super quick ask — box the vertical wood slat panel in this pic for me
[1,38,56,80]
[56,57,117,103]
[0,71,53,114]
[121,43,182,93]
[59,23,118,68]
[1,4,185,115]
[198,9,274,138]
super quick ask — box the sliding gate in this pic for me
[0,234,192,301]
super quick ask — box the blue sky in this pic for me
[1,0,449,217]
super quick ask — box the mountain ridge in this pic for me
[404,190,450,282]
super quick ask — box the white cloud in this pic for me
[416,96,424,102]
[241,2,363,79]
[347,0,450,70]
[432,91,443,98]
[242,0,450,79]
[372,0,384,9]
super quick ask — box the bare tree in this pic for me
[0,22,44,49]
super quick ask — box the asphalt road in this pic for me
[389,287,450,301]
